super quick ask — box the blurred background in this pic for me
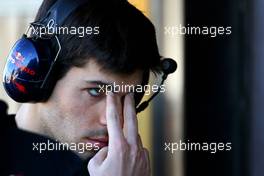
[1,0,263,176]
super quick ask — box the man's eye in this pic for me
[87,88,103,97]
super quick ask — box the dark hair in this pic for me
[35,0,161,102]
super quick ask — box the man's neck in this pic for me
[15,104,45,135]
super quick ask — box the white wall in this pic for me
[150,0,184,175]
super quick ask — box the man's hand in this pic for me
[88,92,150,176]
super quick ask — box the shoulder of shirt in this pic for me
[2,114,86,176]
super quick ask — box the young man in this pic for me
[9,0,161,175]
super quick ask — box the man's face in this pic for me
[39,59,143,159]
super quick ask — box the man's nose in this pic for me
[99,112,107,126]
[97,101,107,126]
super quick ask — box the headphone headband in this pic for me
[39,0,87,27]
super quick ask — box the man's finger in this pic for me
[123,93,138,145]
[143,148,151,176]
[137,134,143,150]
[106,92,125,150]
[88,147,108,169]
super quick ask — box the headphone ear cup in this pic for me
[3,35,53,102]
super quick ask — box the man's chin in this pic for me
[74,149,97,161]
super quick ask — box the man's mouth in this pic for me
[83,137,109,149]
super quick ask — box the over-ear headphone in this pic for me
[2,0,177,113]
[2,0,87,102]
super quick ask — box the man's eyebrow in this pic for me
[85,80,113,87]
